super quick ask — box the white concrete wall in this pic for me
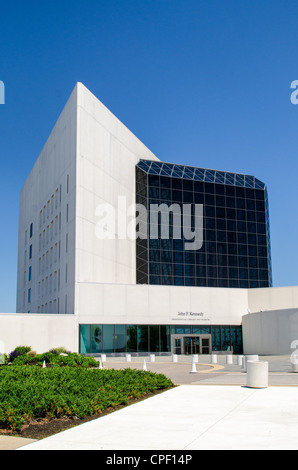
[248,286,298,313]
[0,314,79,354]
[75,283,248,326]
[74,82,159,302]
[242,287,298,354]
[242,308,298,355]
[17,84,78,314]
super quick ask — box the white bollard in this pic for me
[246,361,268,388]
[126,354,131,362]
[211,354,217,364]
[101,354,106,362]
[150,354,155,362]
[43,360,46,369]
[226,355,233,365]
[99,360,103,369]
[244,355,259,371]
[143,359,147,371]
[189,356,198,374]
[237,355,243,366]
[192,354,199,363]
[172,354,178,363]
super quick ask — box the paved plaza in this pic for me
[2,355,298,450]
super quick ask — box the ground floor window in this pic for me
[79,324,242,355]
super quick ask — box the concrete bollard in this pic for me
[189,356,198,374]
[172,354,178,363]
[243,355,259,371]
[99,360,103,369]
[226,355,233,365]
[237,355,243,366]
[246,361,268,388]
[211,354,217,364]
[192,354,199,363]
[126,354,131,362]
[143,359,147,371]
[150,354,155,362]
[101,354,106,362]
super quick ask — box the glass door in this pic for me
[183,337,200,355]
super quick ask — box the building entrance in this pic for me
[171,334,211,355]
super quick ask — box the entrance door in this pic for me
[183,336,200,355]
[171,334,212,355]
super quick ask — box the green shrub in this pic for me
[0,367,174,431]
[11,351,98,369]
[14,346,32,355]
[48,347,70,355]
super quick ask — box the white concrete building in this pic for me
[0,82,296,356]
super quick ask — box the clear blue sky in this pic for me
[0,0,297,312]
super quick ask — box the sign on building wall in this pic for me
[172,311,212,322]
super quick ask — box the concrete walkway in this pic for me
[0,436,37,450]
[18,385,298,450]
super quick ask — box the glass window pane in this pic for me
[114,325,126,353]
[212,327,221,351]
[127,325,137,352]
[160,326,170,352]
[231,327,243,354]
[192,326,211,334]
[221,327,231,351]
[150,325,160,352]
[103,325,114,353]
[79,325,90,354]
[138,325,148,352]
[91,325,103,354]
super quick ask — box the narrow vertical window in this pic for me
[67,174,69,193]
[30,223,33,238]
[28,288,31,304]
[28,266,32,282]
[66,233,68,253]
[29,244,32,259]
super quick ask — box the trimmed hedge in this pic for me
[0,366,174,431]
[11,351,99,368]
